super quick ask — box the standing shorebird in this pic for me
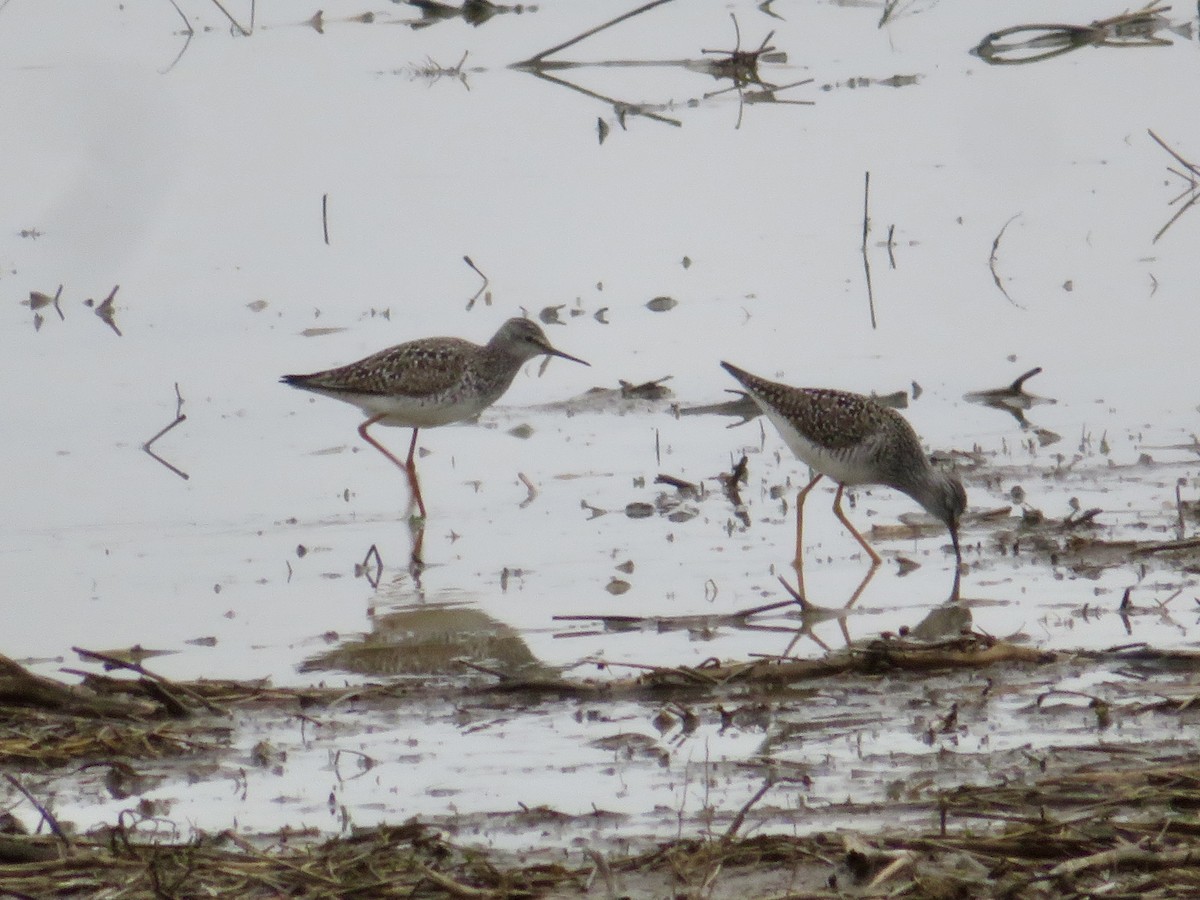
[721,362,965,574]
[282,318,588,518]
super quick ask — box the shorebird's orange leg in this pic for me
[831,484,881,566]
[403,428,426,519]
[357,415,428,519]
[408,517,426,575]
[792,473,824,594]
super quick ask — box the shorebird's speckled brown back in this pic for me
[721,367,926,489]
[291,337,486,399]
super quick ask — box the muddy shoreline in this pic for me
[5,639,1200,896]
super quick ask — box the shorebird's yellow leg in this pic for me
[402,428,425,517]
[408,517,426,575]
[832,483,881,566]
[357,415,428,519]
[792,473,824,594]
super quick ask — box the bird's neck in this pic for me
[475,343,529,393]
[903,466,950,520]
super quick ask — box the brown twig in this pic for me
[416,862,493,897]
[207,0,251,35]
[1045,844,1200,880]
[1010,366,1042,391]
[143,384,189,481]
[358,544,382,588]
[720,455,750,526]
[1148,128,1200,176]
[161,0,194,73]
[776,574,813,613]
[93,285,122,336]
[867,849,919,889]
[700,14,778,89]
[1132,536,1200,555]
[72,647,228,717]
[519,0,676,64]
[972,6,1172,65]
[1176,482,1186,539]
[463,255,490,310]
[517,66,683,129]
[989,214,1024,308]
[1152,191,1200,244]
[517,472,538,508]
[722,778,774,842]
[552,599,795,637]
[1148,130,1200,242]
[655,473,698,493]
[861,171,877,329]
[3,774,71,852]
[26,285,65,324]
[456,659,511,681]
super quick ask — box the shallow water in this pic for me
[3,0,1200,847]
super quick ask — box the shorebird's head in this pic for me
[492,317,589,366]
[926,469,967,562]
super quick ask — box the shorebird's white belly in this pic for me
[325,390,494,428]
[763,407,874,486]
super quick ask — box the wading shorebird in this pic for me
[283,318,588,517]
[720,362,965,579]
